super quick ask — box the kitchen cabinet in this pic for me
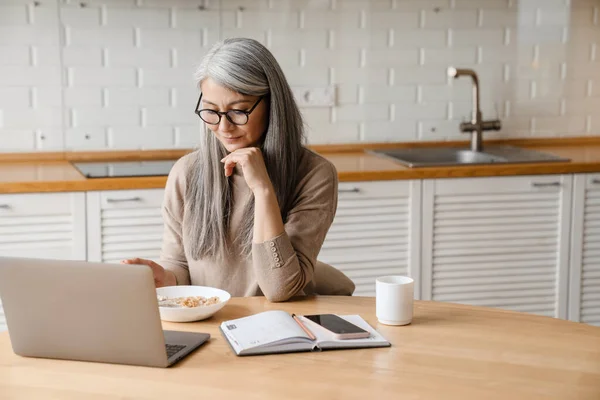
[569,174,600,326]
[421,175,572,319]
[0,192,86,332]
[87,182,423,298]
[88,182,422,298]
[86,189,165,263]
[319,181,421,297]
[2,172,596,331]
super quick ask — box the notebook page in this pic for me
[221,310,310,351]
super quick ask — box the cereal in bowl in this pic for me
[157,295,220,308]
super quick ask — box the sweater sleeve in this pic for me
[251,158,338,302]
[159,156,192,286]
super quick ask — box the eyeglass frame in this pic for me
[194,93,264,126]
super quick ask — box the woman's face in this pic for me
[199,78,269,153]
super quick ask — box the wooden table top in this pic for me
[1,296,599,399]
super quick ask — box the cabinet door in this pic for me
[422,175,572,319]
[86,189,164,263]
[0,192,87,332]
[0,192,86,260]
[318,180,421,297]
[569,174,600,326]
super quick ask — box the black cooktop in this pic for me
[72,160,177,178]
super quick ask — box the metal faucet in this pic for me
[447,67,502,152]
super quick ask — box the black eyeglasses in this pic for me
[194,93,264,126]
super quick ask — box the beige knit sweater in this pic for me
[159,148,338,302]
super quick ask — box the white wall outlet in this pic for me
[292,86,336,108]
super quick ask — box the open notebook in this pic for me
[219,310,391,356]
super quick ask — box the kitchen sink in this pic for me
[370,145,570,168]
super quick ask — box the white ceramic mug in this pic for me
[376,276,414,326]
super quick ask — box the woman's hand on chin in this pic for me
[221,147,274,195]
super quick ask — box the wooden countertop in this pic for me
[2,137,600,193]
[1,296,599,400]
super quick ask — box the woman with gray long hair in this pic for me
[122,38,345,301]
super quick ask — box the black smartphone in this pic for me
[303,314,370,340]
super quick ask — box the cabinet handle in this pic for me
[592,179,600,185]
[531,182,561,188]
[338,188,361,193]
[106,197,142,203]
[0,204,9,209]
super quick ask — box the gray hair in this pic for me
[185,38,305,262]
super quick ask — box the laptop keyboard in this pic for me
[166,344,186,358]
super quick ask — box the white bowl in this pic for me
[156,285,231,322]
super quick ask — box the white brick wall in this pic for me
[0,0,599,151]
[0,0,62,150]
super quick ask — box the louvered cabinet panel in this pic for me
[422,175,571,319]
[0,193,86,260]
[0,192,87,332]
[569,174,600,326]
[86,189,165,263]
[318,181,421,297]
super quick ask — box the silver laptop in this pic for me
[0,257,210,368]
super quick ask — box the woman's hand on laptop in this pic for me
[121,258,176,287]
